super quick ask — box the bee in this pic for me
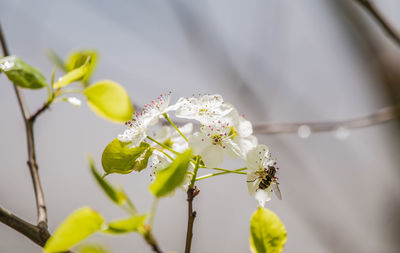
[248,164,282,200]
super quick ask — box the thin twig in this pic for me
[143,228,164,253]
[30,101,51,123]
[354,0,400,46]
[1,22,49,237]
[185,187,199,253]
[184,157,201,253]
[253,104,400,135]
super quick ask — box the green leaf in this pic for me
[53,57,91,89]
[76,244,109,253]
[89,156,137,213]
[102,139,153,175]
[65,50,97,83]
[149,149,192,198]
[0,56,47,89]
[102,214,147,234]
[44,207,104,253]
[89,156,121,204]
[249,207,287,253]
[84,80,134,123]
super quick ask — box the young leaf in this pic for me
[249,207,287,253]
[76,244,109,253]
[84,80,134,123]
[44,207,104,253]
[149,149,192,198]
[89,156,121,204]
[0,56,47,89]
[101,139,153,175]
[53,57,91,89]
[89,156,137,213]
[102,214,147,234]
[65,50,97,83]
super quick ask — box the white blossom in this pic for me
[189,121,241,168]
[224,109,258,158]
[152,123,193,153]
[150,151,171,181]
[141,92,180,126]
[118,112,148,146]
[246,145,280,206]
[175,94,233,124]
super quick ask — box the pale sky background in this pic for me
[1,0,400,252]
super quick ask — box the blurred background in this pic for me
[1,0,400,252]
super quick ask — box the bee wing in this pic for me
[247,178,262,196]
[272,182,282,200]
[246,173,259,183]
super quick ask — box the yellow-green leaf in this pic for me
[89,156,137,213]
[44,207,104,253]
[84,80,133,123]
[0,56,47,89]
[149,149,192,198]
[65,50,97,83]
[250,207,287,253]
[76,244,109,253]
[53,57,91,89]
[101,139,152,175]
[89,156,121,204]
[102,214,147,234]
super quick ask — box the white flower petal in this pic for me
[246,144,269,172]
[175,94,234,124]
[201,145,224,168]
[175,97,199,119]
[255,189,272,207]
[65,97,82,107]
[178,123,193,136]
[226,109,253,137]
[247,177,261,196]
[223,140,242,158]
[154,126,172,143]
[233,135,258,158]
[188,132,209,155]
[140,109,160,126]
[118,129,134,143]
[151,151,170,175]
[130,131,147,146]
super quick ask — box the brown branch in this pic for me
[354,0,400,46]
[0,205,50,247]
[185,187,199,253]
[30,101,51,123]
[253,104,400,135]
[1,21,50,242]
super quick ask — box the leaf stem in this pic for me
[153,148,174,161]
[189,156,200,189]
[163,113,188,142]
[196,167,247,181]
[146,136,181,156]
[147,198,159,227]
[58,88,85,96]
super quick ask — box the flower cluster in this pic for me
[118,93,281,206]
